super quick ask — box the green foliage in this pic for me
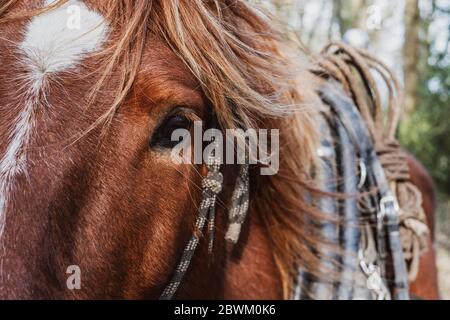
[400,50,450,193]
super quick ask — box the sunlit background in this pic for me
[256,0,450,298]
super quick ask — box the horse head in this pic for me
[0,0,320,299]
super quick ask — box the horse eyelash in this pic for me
[149,107,199,149]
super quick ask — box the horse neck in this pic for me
[174,204,282,299]
[219,206,282,299]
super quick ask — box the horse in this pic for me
[407,153,439,299]
[0,0,439,299]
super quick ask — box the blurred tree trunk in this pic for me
[403,0,421,117]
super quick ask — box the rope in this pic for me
[159,155,223,300]
[225,163,250,243]
[314,42,429,282]
[377,140,410,181]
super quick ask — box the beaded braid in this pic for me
[160,155,223,300]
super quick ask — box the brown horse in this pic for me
[408,154,439,299]
[0,0,438,299]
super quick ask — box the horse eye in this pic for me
[150,113,192,149]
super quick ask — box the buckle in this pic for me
[378,195,399,221]
[358,159,367,189]
[358,249,391,300]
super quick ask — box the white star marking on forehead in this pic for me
[0,0,108,237]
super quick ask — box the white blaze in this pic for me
[0,0,108,236]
